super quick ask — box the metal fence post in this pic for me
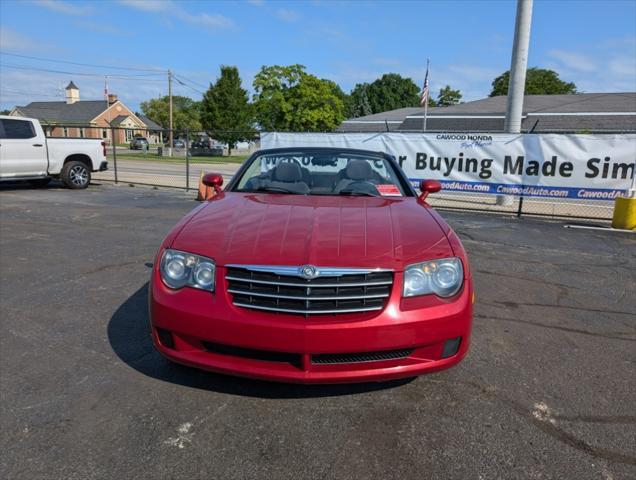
[185,128,190,191]
[110,126,118,184]
[517,194,524,218]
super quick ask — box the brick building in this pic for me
[10,81,163,144]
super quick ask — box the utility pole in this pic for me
[505,0,533,133]
[498,0,534,207]
[168,69,173,157]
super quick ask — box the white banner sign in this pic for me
[261,132,636,200]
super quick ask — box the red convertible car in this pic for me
[149,148,473,383]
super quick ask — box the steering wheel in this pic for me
[338,180,380,195]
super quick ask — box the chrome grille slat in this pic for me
[226,265,393,315]
[225,276,392,288]
[232,302,384,315]
[227,288,389,301]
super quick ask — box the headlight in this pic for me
[160,249,215,291]
[403,257,463,298]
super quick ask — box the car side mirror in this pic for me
[202,173,223,191]
[419,179,442,201]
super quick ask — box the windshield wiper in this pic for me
[253,185,301,194]
[338,190,379,197]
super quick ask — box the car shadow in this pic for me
[0,179,64,190]
[0,180,105,191]
[107,283,414,398]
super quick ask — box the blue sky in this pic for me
[1,0,635,111]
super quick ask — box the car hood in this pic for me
[172,193,452,270]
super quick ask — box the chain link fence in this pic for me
[44,124,625,221]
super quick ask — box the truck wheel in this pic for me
[62,161,91,189]
[28,178,52,187]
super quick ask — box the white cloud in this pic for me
[33,0,92,16]
[543,40,636,93]
[117,0,169,12]
[608,56,636,77]
[0,29,61,54]
[548,50,596,73]
[276,8,300,22]
[118,0,233,28]
[177,11,233,29]
[0,29,39,52]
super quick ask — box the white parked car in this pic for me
[0,115,108,189]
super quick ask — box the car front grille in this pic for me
[311,348,413,364]
[225,265,393,315]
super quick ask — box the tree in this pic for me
[201,66,253,154]
[364,73,421,114]
[349,83,373,118]
[489,68,577,97]
[437,85,462,106]
[252,64,346,132]
[140,95,201,133]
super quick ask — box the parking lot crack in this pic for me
[475,313,636,341]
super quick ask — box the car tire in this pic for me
[61,161,91,189]
[28,177,52,187]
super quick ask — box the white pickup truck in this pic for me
[0,115,108,189]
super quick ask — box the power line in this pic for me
[0,89,60,97]
[0,63,166,81]
[174,74,209,90]
[173,75,205,96]
[0,51,167,73]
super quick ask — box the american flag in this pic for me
[420,62,429,107]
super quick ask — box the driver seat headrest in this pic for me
[273,162,303,183]
[345,160,373,181]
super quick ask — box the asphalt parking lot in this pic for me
[1,181,634,480]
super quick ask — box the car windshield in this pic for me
[233,152,409,197]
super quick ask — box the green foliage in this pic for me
[0,109,11,115]
[365,73,421,114]
[489,68,577,97]
[349,83,373,118]
[201,66,253,152]
[436,85,462,106]
[139,95,201,132]
[252,64,346,131]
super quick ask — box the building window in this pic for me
[79,128,85,138]
[125,129,133,141]
[102,129,108,139]
[63,127,69,137]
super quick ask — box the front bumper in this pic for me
[98,161,108,172]
[149,268,473,384]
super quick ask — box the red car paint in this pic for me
[149,149,473,383]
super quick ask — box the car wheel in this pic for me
[61,161,91,189]
[28,177,52,187]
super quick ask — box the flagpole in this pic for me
[423,58,429,132]
[423,93,428,132]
